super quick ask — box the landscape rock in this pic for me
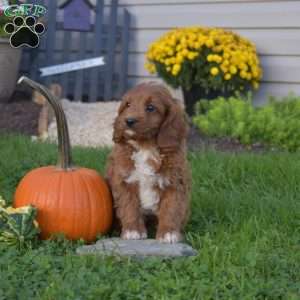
[76,238,197,258]
[48,99,119,147]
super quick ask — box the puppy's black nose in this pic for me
[126,118,137,127]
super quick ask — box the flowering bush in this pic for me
[145,27,262,94]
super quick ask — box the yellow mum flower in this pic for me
[224,73,232,80]
[181,48,189,57]
[220,65,228,73]
[251,67,259,77]
[167,39,176,47]
[205,39,214,48]
[176,44,182,52]
[187,52,198,60]
[223,52,230,60]
[197,36,205,44]
[146,52,154,60]
[223,59,230,66]
[164,58,171,66]
[238,63,248,71]
[193,41,201,49]
[186,40,193,47]
[173,64,181,73]
[145,63,156,74]
[176,54,184,64]
[169,57,176,64]
[213,45,223,52]
[207,54,214,62]
[240,70,248,79]
[214,55,222,63]
[180,37,187,47]
[229,66,238,74]
[210,67,219,76]
[167,49,174,56]
[188,33,196,41]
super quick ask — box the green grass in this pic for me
[0,134,299,300]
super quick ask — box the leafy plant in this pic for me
[0,196,40,249]
[145,27,262,94]
[0,1,16,37]
[193,93,300,151]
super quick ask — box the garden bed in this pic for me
[0,95,268,152]
[188,125,266,153]
[0,91,40,136]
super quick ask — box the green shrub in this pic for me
[0,13,9,37]
[193,93,300,151]
[0,1,17,37]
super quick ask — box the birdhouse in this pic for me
[60,0,94,31]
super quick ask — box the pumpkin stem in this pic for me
[18,76,73,170]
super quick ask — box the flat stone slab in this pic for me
[76,238,197,258]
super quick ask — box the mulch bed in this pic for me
[187,125,266,153]
[0,91,41,136]
[0,92,267,152]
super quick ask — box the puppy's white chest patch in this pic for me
[125,148,169,213]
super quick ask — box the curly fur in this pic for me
[106,83,190,243]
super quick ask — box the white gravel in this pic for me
[48,99,119,148]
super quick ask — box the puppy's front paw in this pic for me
[157,231,181,243]
[121,230,147,240]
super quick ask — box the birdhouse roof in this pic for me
[59,0,95,9]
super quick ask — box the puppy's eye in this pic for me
[146,104,156,112]
[126,102,130,107]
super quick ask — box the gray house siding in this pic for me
[113,0,300,104]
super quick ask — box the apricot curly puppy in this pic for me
[106,83,190,243]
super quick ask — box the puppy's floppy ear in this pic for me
[112,120,123,143]
[157,99,189,151]
[117,98,128,115]
[112,99,126,143]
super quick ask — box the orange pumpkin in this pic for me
[14,77,113,243]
